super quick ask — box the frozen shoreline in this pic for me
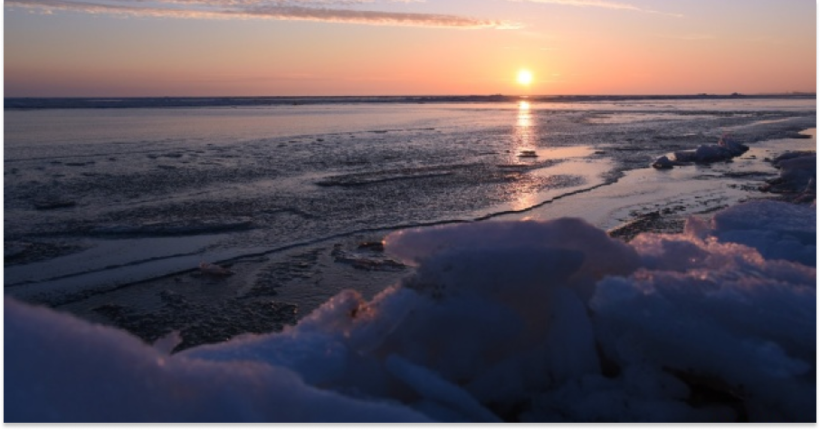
[5,128,816,344]
[5,130,813,298]
[6,195,815,422]
[4,100,816,421]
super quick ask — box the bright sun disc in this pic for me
[517,69,533,85]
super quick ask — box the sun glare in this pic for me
[517,69,533,86]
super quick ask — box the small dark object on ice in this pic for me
[652,155,675,169]
[199,261,234,276]
[518,150,538,158]
[358,241,385,252]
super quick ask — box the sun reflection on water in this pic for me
[517,100,531,130]
[514,100,536,159]
[509,100,539,211]
[515,100,535,157]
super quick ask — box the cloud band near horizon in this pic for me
[5,0,523,29]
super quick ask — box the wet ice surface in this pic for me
[4,98,816,349]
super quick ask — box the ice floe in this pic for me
[655,135,751,168]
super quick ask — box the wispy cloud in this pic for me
[512,0,683,18]
[6,0,521,28]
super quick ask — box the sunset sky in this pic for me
[4,0,817,97]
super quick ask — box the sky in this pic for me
[3,0,817,97]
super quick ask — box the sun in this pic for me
[517,69,533,86]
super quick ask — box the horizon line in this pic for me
[5,92,817,99]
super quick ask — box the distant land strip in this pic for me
[4,93,816,110]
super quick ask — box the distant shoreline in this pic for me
[4,93,816,110]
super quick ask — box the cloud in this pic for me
[5,0,522,29]
[513,0,682,17]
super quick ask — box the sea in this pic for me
[4,94,816,325]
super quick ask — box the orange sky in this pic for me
[4,0,816,96]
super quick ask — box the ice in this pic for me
[4,298,431,422]
[717,135,750,156]
[90,218,253,237]
[763,150,816,201]
[520,370,730,422]
[710,200,815,266]
[651,155,675,169]
[670,135,750,165]
[592,272,814,421]
[384,354,501,422]
[591,204,815,421]
[5,199,816,422]
[5,101,814,311]
[4,236,258,305]
[385,218,641,300]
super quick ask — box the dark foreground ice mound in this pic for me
[5,201,815,422]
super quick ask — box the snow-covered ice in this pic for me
[4,296,431,422]
[6,199,815,422]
